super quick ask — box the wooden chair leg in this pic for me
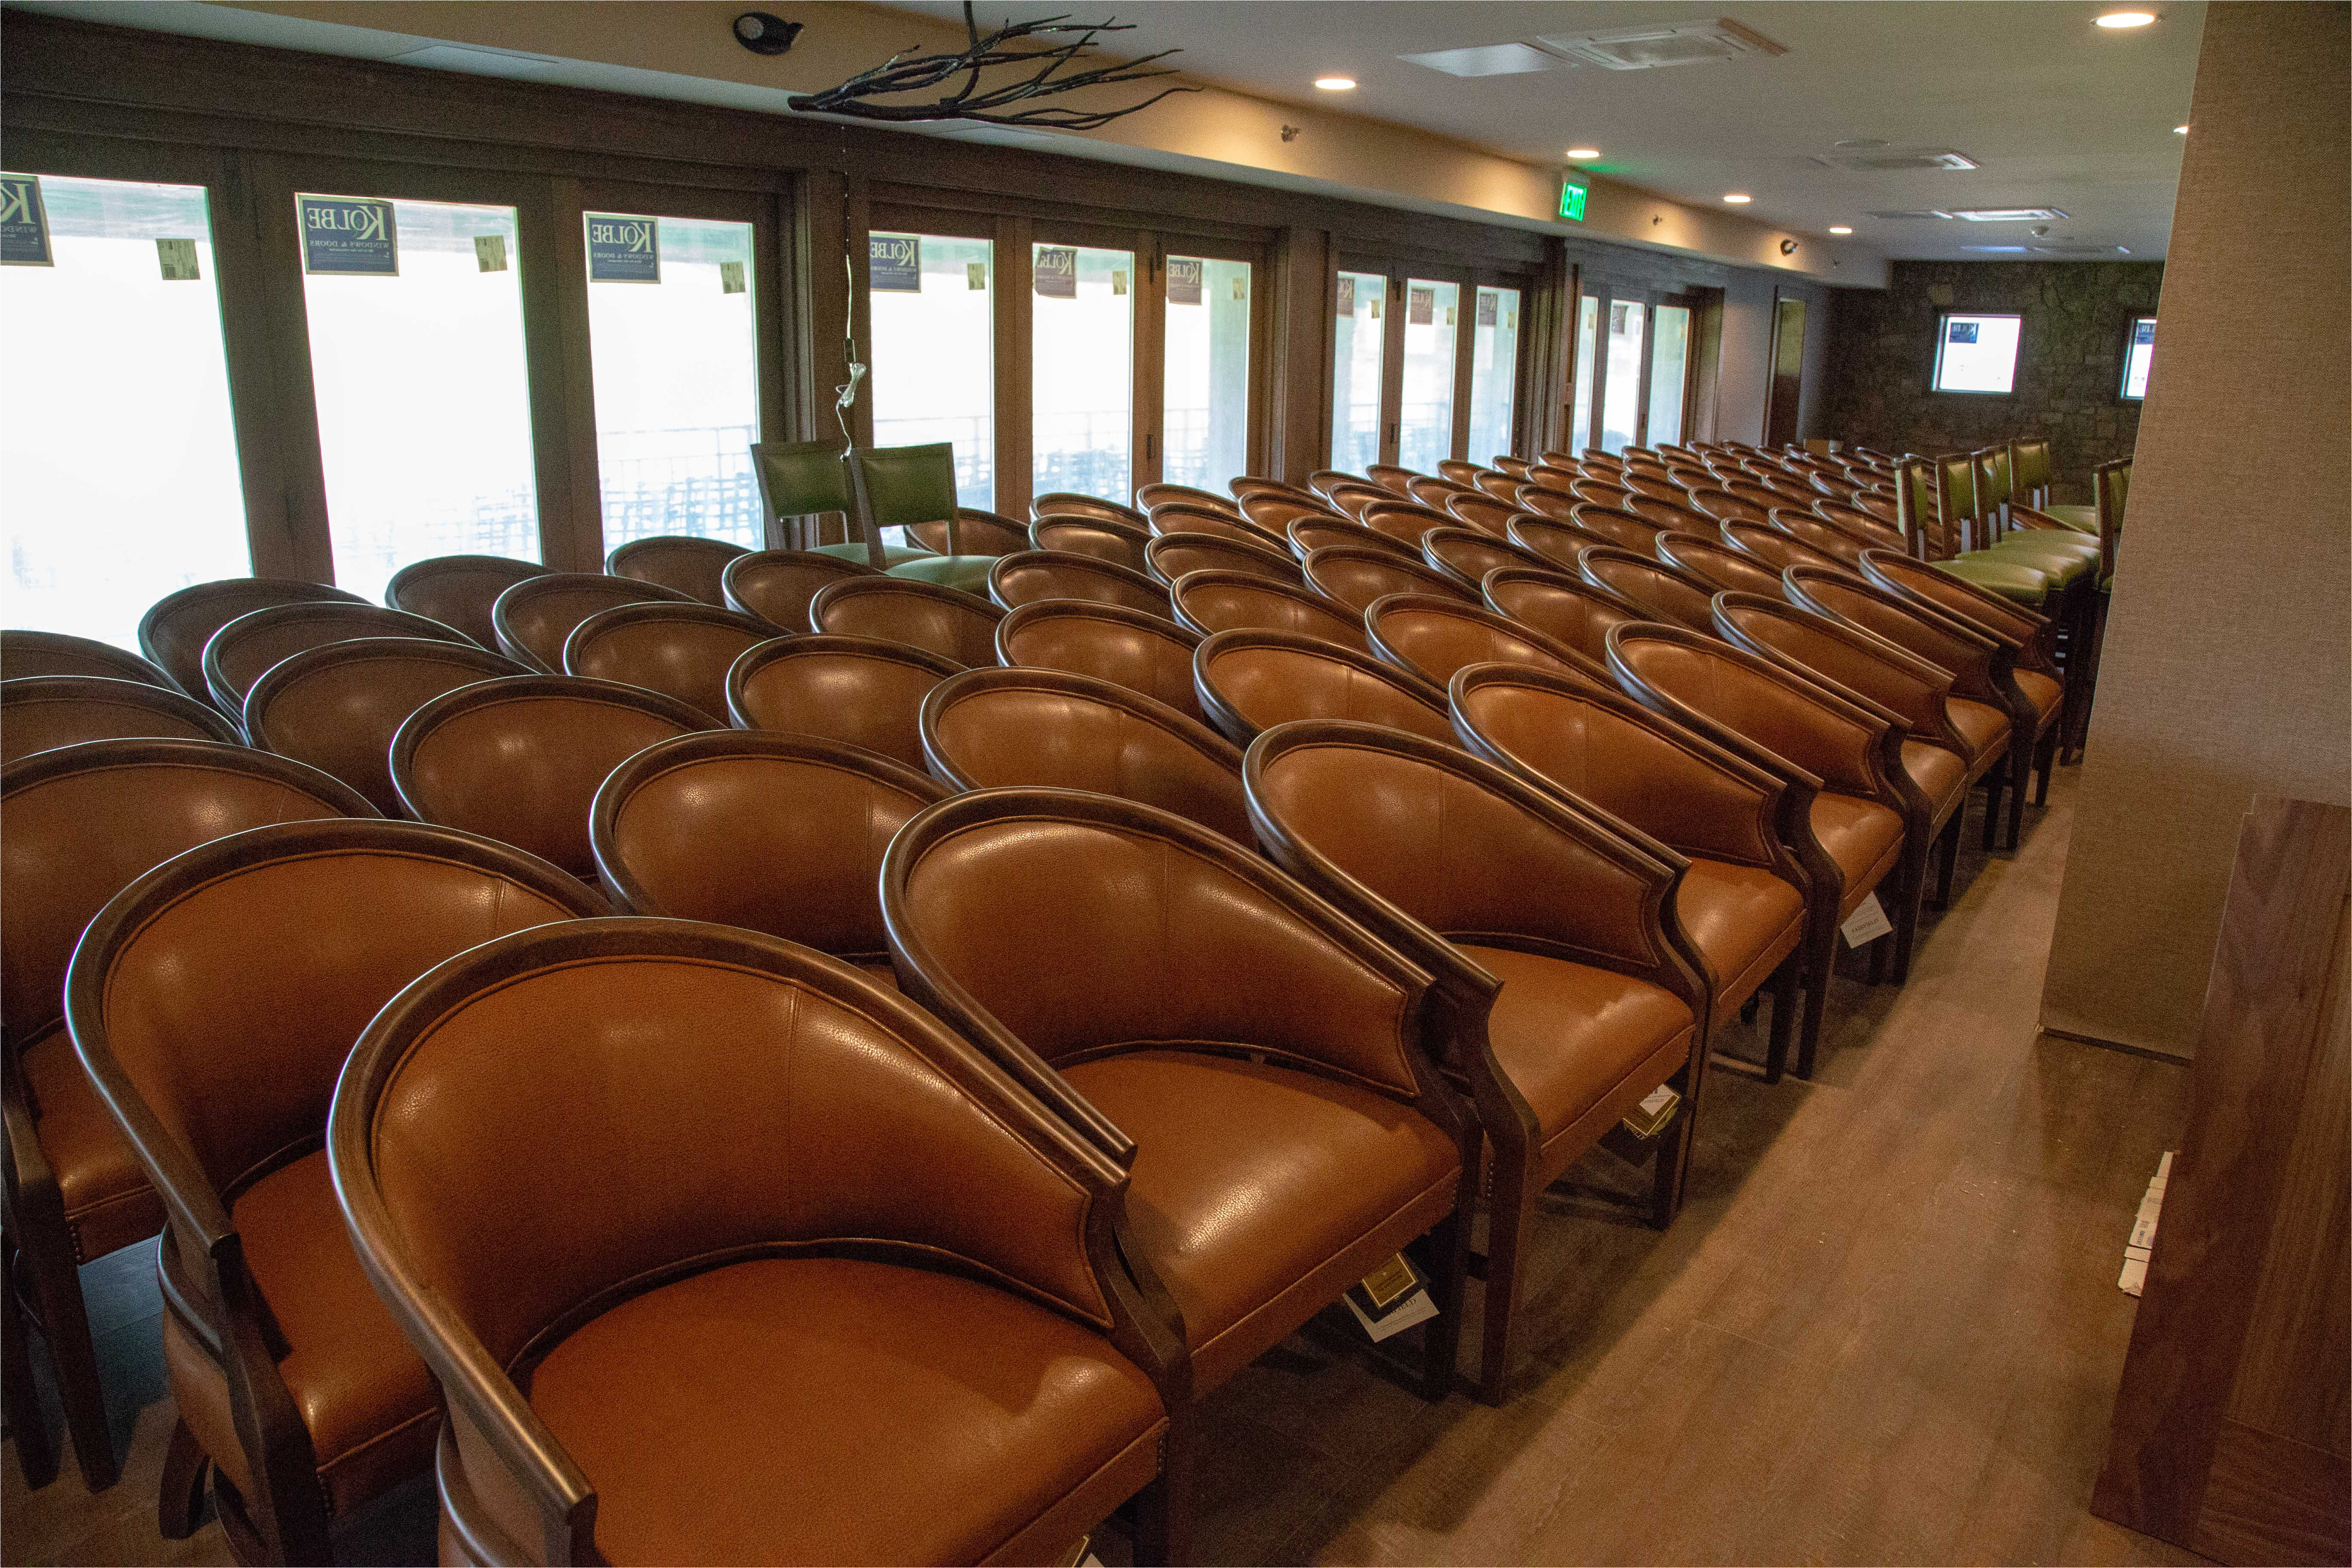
[1889,848,1927,984]
[1416,1200,1469,1402]
[1978,768,2002,853]
[1797,922,1834,1079]
[2,1230,58,1491]
[158,1418,210,1540]
[2035,723,2058,806]
[1128,1415,1194,1568]
[1649,1088,1694,1228]
[1476,1153,1537,1406]
[1937,813,1962,909]
[2007,741,2031,848]
[1763,954,1799,1086]
[15,1188,116,1490]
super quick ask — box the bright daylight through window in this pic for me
[1933,312,2023,395]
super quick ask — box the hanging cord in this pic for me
[834,132,866,447]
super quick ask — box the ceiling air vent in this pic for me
[1399,42,1565,77]
[1866,210,1959,220]
[1531,18,1787,70]
[2030,243,2132,255]
[1950,207,2070,222]
[1809,150,1979,172]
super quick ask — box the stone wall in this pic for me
[1822,260,2163,502]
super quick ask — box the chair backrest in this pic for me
[1029,492,1145,529]
[1491,455,1533,480]
[1365,463,1420,496]
[391,675,713,877]
[1286,516,1418,563]
[592,732,947,962]
[1565,505,1668,552]
[727,634,964,771]
[491,573,696,674]
[1435,488,1519,537]
[1360,499,1452,546]
[1710,591,1953,743]
[560,602,768,721]
[1934,451,1980,545]
[1237,493,1343,535]
[1192,628,1455,749]
[1,629,174,687]
[605,535,750,606]
[201,601,472,715]
[1480,567,1654,665]
[1621,493,1713,536]
[2095,456,2131,538]
[1782,566,1998,679]
[1765,507,1871,567]
[987,551,1176,621]
[1684,488,1771,530]
[1418,527,1551,594]
[1568,478,1633,511]
[1605,620,1891,796]
[1167,570,1369,652]
[720,548,879,634]
[908,508,1031,557]
[0,676,240,765]
[1146,504,1288,551]
[1972,445,2015,518]
[749,437,855,551]
[2010,436,2053,499]
[1505,514,1612,573]
[138,578,368,706]
[66,819,602,1280]
[326,913,1142,1568]
[920,665,1252,842]
[1136,482,1235,515]
[1405,474,1471,509]
[1365,592,1608,692]
[1513,484,1577,523]
[1856,548,2049,649]
[808,576,1005,668]
[3,739,374,1047]
[1142,531,1304,588]
[994,600,1207,723]
[242,638,527,814]
[1813,498,1900,547]
[1472,469,1523,501]
[1577,547,1722,636]
[1654,533,1790,600]
[1324,482,1392,521]
[1720,519,1855,579]
[384,556,550,650]
[1028,514,1152,571]
[1302,546,1477,615]
[1437,459,1489,488]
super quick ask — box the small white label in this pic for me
[2119,1254,2147,1296]
[1638,1084,1676,1117]
[474,234,508,273]
[156,237,201,280]
[720,260,746,294]
[1231,275,1246,301]
[1840,891,1893,947]
[2156,1151,2174,1182]
[2128,1212,2159,1250]
[1345,1286,1437,1342]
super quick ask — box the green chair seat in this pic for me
[1935,557,2051,607]
[2038,504,2099,534]
[813,541,936,570]
[1986,540,2096,585]
[885,555,998,595]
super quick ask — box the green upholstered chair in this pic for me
[2009,436,2053,508]
[749,439,932,570]
[849,443,998,596]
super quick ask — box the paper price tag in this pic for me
[156,238,201,281]
[1840,891,1893,948]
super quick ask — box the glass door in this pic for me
[1465,286,1521,467]
[1598,299,1648,456]
[1031,240,1135,504]
[1330,269,1387,472]
[1397,278,1461,474]
[1645,297,1695,449]
[1567,295,1600,457]
[870,227,995,511]
[1160,254,1250,492]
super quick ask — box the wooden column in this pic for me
[1268,226,1331,485]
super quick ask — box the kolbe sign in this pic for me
[869,233,921,292]
[586,213,660,283]
[0,173,52,267]
[1167,257,1203,306]
[1033,245,1077,299]
[298,194,398,276]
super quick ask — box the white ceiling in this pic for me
[885,0,2205,260]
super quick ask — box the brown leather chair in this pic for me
[1766,508,1871,567]
[906,508,1032,557]
[883,787,1474,1413]
[390,674,712,879]
[1418,527,1553,595]
[1237,493,1344,536]
[384,555,549,650]
[1566,478,1633,513]
[1719,518,1857,581]
[1305,469,1357,505]
[1654,532,1791,600]
[1285,515,1419,563]
[1441,492,1522,538]
[1030,493,1148,530]
[1,630,174,688]
[201,601,473,715]
[920,666,1252,842]
[1030,514,1153,571]
[66,818,603,1562]
[1813,499,1905,551]
[242,638,527,815]
[1451,662,1813,1079]
[1136,481,1235,515]
[988,551,1176,622]
[592,731,948,985]
[1472,469,1524,501]
[491,573,696,674]
[1363,463,1421,496]
[0,676,239,765]
[1302,546,1476,615]
[1142,531,1304,588]
[1405,474,1473,511]
[138,579,368,708]
[1621,493,1714,536]
[1481,567,1654,666]
[1323,481,1394,522]
[0,740,373,1492]
[995,600,1208,724]
[1365,593,1611,692]
[1505,513,1614,574]
[559,602,767,721]
[726,634,963,772]
[1606,622,1918,1000]
[1360,499,1453,548]
[329,916,1184,1566]
[1511,483,1578,524]
[1145,504,1290,552]
[1566,505,1669,553]
[1436,459,1490,488]
[808,576,1005,668]
[1191,628,1454,750]
[719,548,879,634]
[1578,548,1723,637]
[1168,571,1369,653]
[1243,721,1704,1402]
[1685,488,1772,529]
[604,536,748,606]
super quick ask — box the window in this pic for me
[1599,300,1646,454]
[1568,294,1599,456]
[2,173,251,649]
[1032,242,1133,503]
[1396,278,1460,474]
[1331,270,1386,471]
[1465,287,1519,466]
[585,214,761,550]
[1646,302,1692,447]
[870,231,994,511]
[1162,256,1250,491]
[2121,315,2156,400]
[1932,312,2022,395]
[299,193,539,605]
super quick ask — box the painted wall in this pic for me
[2039,2,2349,1058]
[1821,259,2162,501]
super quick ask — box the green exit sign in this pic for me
[1559,176,1589,223]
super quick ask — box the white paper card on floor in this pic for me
[1840,891,1893,947]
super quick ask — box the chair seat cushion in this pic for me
[235,1151,439,1517]
[887,555,999,594]
[1948,697,2011,764]
[1986,540,2095,583]
[1810,793,1905,910]
[2016,668,2063,723]
[528,1256,1164,1567]
[1455,946,1693,1155]
[1900,740,1967,818]
[1933,558,2049,606]
[1675,859,1807,1007]
[812,542,934,569]
[20,1025,162,1264]
[2039,503,2100,533]
[1062,1050,1459,1391]
[1997,528,2100,561]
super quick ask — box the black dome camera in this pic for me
[734,12,802,54]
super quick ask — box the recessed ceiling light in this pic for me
[1829,225,1853,235]
[1723,193,1752,204]
[2096,10,2158,26]
[1566,147,1602,159]
[1313,76,1356,90]
[2173,124,2190,133]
